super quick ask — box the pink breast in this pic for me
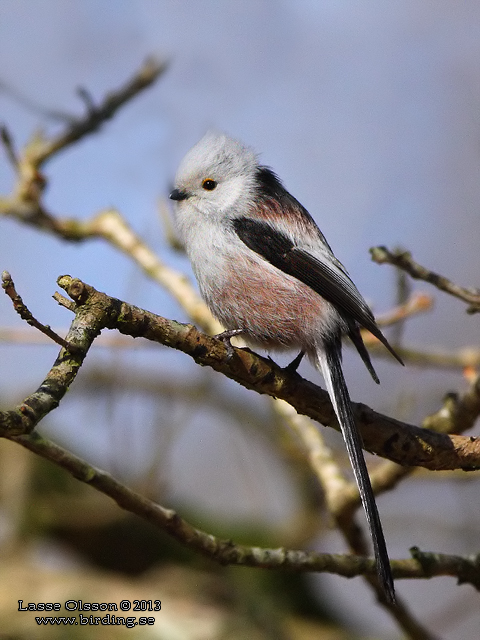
[212,251,334,351]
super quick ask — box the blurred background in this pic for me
[1,1,480,638]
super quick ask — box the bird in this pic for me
[170,131,403,604]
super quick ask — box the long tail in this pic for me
[316,339,395,604]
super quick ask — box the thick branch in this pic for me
[0,278,101,434]
[2,276,479,471]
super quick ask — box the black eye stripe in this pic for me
[202,179,217,191]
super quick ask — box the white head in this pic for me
[170,132,259,219]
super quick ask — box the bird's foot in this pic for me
[214,329,244,360]
[283,350,305,373]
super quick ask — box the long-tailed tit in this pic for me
[170,132,403,604]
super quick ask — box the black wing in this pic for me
[232,216,403,366]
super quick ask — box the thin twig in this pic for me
[0,125,19,168]
[1,271,78,352]
[0,78,74,123]
[31,58,168,167]
[374,292,433,327]
[6,429,480,594]
[383,346,480,370]
[371,246,480,313]
[0,58,168,235]
[392,257,411,346]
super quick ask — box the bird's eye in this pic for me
[202,179,217,191]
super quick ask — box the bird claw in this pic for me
[214,329,243,360]
[283,351,305,373]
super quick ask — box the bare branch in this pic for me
[0,125,19,168]
[1,270,77,351]
[385,346,480,370]
[2,275,480,471]
[30,58,168,167]
[371,246,480,313]
[374,292,433,327]
[0,59,168,237]
[7,429,480,594]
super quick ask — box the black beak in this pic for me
[169,188,188,201]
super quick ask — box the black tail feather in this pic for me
[316,340,395,604]
[348,326,380,384]
[365,321,404,367]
